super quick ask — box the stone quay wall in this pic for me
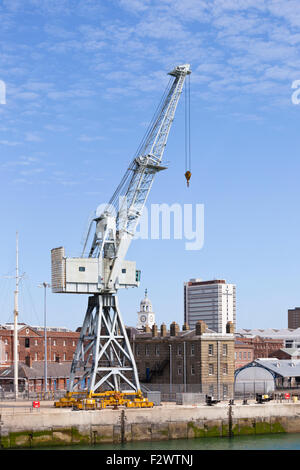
[1,401,300,448]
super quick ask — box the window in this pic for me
[72,341,75,347]
[239,352,242,359]
[25,338,30,348]
[243,352,246,359]
[35,353,38,361]
[208,344,214,356]
[191,343,195,356]
[53,340,56,346]
[209,364,214,375]
[122,268,126,273]
[63,340,66,347]
[223,364,228,375]
[177,366,182,375]
[145,345,150,356]
[35,340,38,346]
[177,345,182,356]
[79,266,85,272]
[248,352,251,359]
[155,345,160,356]
[223,384,228,398]
[222,344,228,356]
[136,345,140,356]
[63,353,66,361]
[191,364,195,375]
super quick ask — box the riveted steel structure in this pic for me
[52,64,191,395]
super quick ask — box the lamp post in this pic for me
[39,282,50,394]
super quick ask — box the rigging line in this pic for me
[185,77,188,172]
[188,73,191,172]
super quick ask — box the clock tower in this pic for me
[137,289,155,330]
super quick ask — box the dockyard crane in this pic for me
[51,64,191,405]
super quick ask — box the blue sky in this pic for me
[1,0,300,331]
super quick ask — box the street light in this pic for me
[39,282,50,395]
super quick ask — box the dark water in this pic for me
[36,433,300,450]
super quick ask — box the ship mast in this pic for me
[14,231,19,399]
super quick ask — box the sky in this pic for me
[1,0,300,332]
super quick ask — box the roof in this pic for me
[0,361,83,379]
[255,358,300,378]
[238,328,300,339]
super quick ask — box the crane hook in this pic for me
[185,170,191,187]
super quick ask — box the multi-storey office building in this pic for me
[184,279,236,334]
[288,308,300,329]
[128,320,235,399]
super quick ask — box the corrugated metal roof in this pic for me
[255,359,300,377]
[0,361,83,379]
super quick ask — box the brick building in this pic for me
[235,334,284,360]
[288,308,300,329]
[234,340,254,369]
[128,320,235,399]
[0,323,79,368]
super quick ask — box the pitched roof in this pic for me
[0,361,83,379]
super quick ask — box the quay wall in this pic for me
[1,402,300,448]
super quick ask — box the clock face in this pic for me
[140,315,147,323]
[149,315,154,322]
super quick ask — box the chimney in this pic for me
[160,323,167,337]
[226,321,235,334]
[145,325,151,333]
[152,324,158,337]
[196,321,207,336]
[170,322,179,337]
[182,322,189,331]
[25,356,32,368]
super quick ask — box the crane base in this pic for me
[54,390,154,410]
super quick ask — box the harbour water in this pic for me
[35,433,300,451]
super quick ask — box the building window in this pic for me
[5,352,8,362]
[136,345,140,356]
[243,352,246,359]
[223,384,228,398]
[4,339,8,345]
[72,341,75,347]
[25,338,30,348]
[177,345,182,356]
[191,343,195,356]
[209,364,214,375]
[64,353,66,361]
[35,340,38,346]
[248,352,251,359]
[155,345,160,356]
[145,345,150,356]
[235,352,237,359]
[209,385,214,395]
[208,344,214,356]
[177,366,182,375]
[35,353,38,361]
[63,340,66,347]
[239,352,242,359]
[223,364,228,375]
[79,266,85,272]
[222,344,228,356]
[191,364,195,375]
[53,340,56,346]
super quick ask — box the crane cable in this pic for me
[184,74,192,187]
